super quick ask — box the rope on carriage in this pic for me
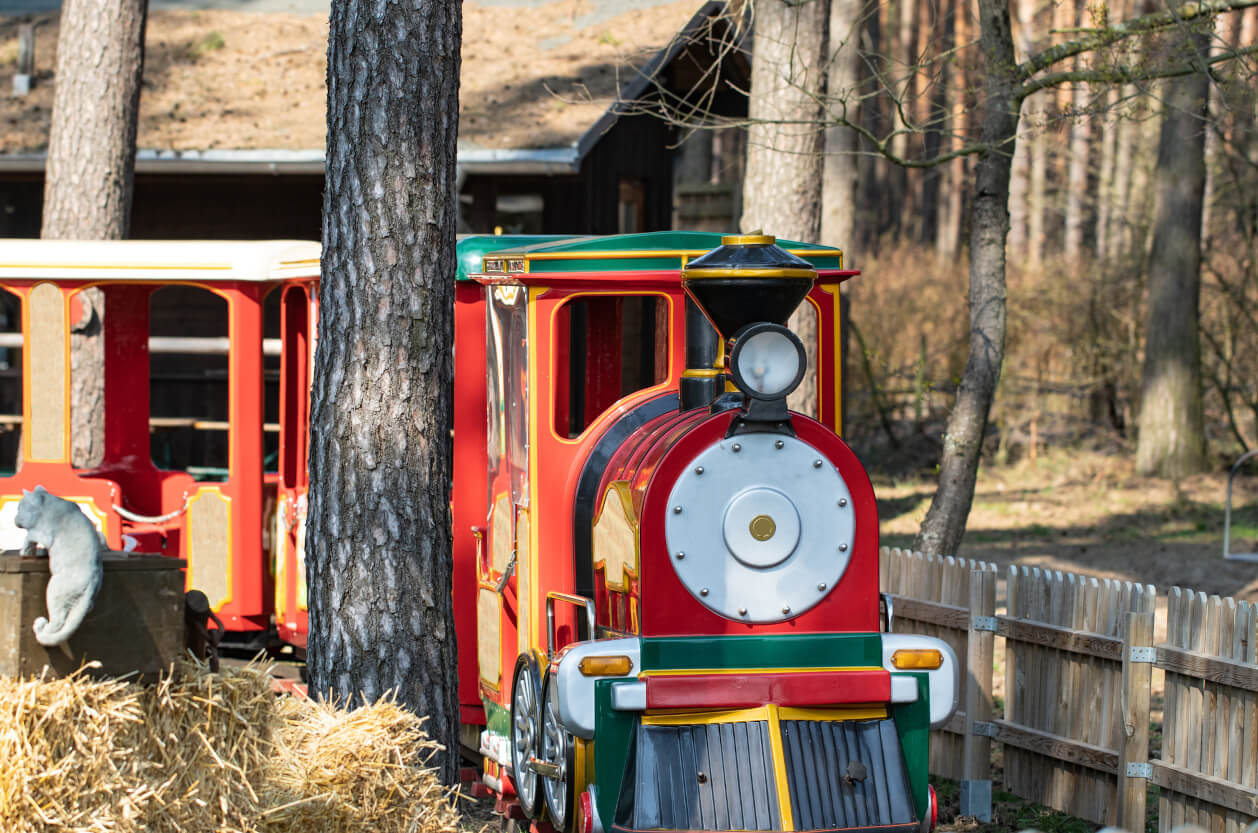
[111,498,190,525]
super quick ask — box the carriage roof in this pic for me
[462,231,846,281]
[0,239,321,283]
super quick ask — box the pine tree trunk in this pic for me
[821,0,862,249]
[1135,30,1209,478]
[915,0,1018,557]
[743,0,829,415]
[307,0,462,783]
[42,0,147,468]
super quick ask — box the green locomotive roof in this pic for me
[457,231,844,279]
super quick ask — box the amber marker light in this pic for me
[578,655,634,676]
[890,649,944,670]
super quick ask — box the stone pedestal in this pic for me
[0,551,186,679]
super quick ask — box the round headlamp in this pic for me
[728,322,806,400]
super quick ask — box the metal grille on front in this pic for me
[780,719,916,829]
[629,721,781,831]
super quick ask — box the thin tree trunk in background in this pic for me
[921,0,955,246]
[1095,86,1118,259]
[886,0,915,238]
[1135,29,1210,478]
[915,0,1018,556]
[1028,95,1047,265]
[1007,0,1036,256]
[42,0,147,468]
[1110,84,1140,256]
[307,0,462,783]
[937,0,970,260]
[821,0,863,249]
[1200,18,1222,246]
[857,0,883,249]
[1064,0,1091,262]
[742,0,830,414]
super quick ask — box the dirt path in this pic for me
[876,449,1258,603]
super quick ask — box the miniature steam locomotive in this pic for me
[0,231,957,833]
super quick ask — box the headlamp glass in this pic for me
[730,324,806,400]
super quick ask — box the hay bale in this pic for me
[0,662,462,833]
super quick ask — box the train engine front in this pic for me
[533,237,959,833]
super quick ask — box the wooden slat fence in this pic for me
[1155,589,1258,833]
[879,547,997,783]
[1001,567,1156,826]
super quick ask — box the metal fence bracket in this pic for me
[971,721,999,738]
[1126,762,1153,779]
[1128,646,1156,663]
[972,615,998,632]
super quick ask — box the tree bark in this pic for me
[743,0,829,415]
[821,0,862,250]
[1135,28,1210,478]
[42,0,147,468]
[914,0,1017,557]
[307,0,462,784]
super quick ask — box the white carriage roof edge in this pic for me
[0,239,322,283]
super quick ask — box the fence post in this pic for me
[1117,610,1154,832]
[960,568,996,822]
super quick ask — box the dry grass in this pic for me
[0,661,462,833]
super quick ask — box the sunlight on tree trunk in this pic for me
[1135,28,1210,478]
[42,0,147,468]
[742,0,829,416]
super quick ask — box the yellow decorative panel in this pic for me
[185,489,232,611]
[27,283,67,461]
[593,482,638,591]
[516,507,530,655]
[491,493,512,574]
[477,587,502,688]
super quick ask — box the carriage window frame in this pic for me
[486,284,530,507]
[550,291,671,441]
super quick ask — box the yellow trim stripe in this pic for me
[766,704,795,831]
[778,705,887,721]
[2,262,234,271]
[682,267,816,280]
[520,248,842,262]
[641,706,770,726]
[639,665,882,677]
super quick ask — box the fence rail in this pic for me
[879,546,1258,832]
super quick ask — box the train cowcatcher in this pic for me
[0,231,958,833]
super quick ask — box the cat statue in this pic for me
[15,485,104,647]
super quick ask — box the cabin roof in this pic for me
[0,1,714,169]
[0,239,321,283]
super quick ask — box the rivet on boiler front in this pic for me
[695,466,704,475]
[838,497,848,507]
[813,459,823,468]
[700,587,709,596]
[673,505,683,514]
[838,543,848,552]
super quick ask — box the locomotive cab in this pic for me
[465,233,957,833]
